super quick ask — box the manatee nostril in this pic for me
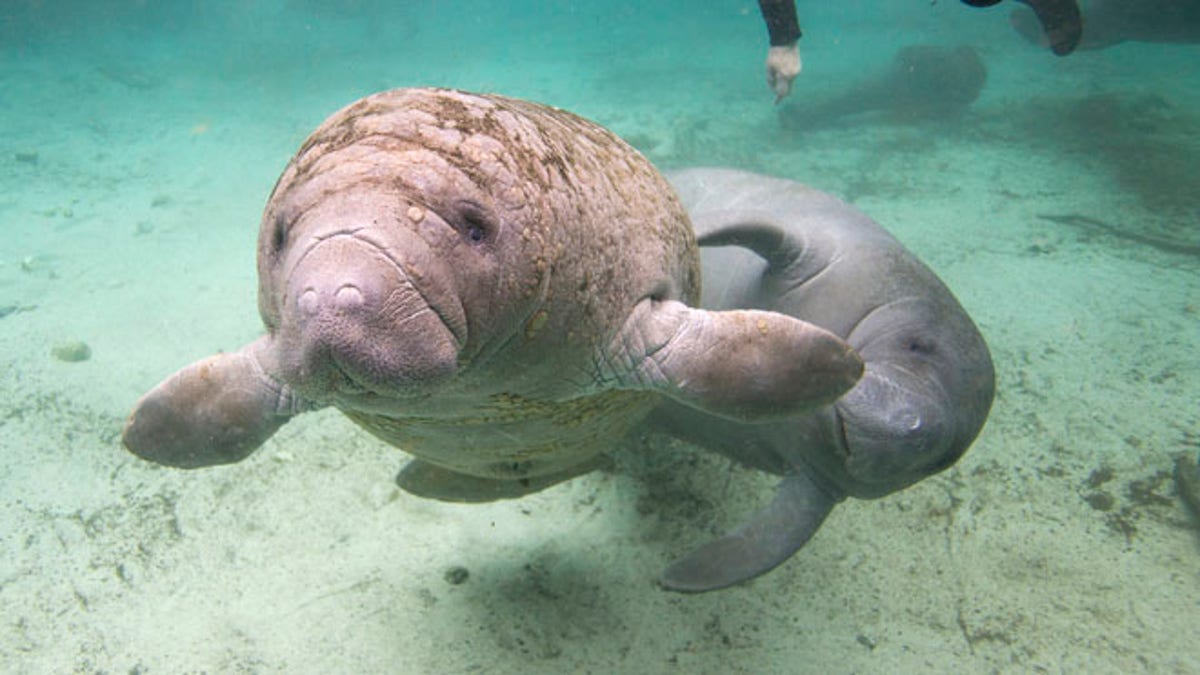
[334,284,364,310]
[298,289,320,315]
[297,285,365,315]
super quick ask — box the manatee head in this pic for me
[255,89,563,406]
[829,306,996,500]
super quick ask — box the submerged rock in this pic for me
[52,340,92,362]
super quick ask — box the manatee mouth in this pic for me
[278,230,465,400]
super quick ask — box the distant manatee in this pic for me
[780,45,987,131]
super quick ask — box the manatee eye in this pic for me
[270,216,288,253]
[906,336,936,355]
[453,199,495,245]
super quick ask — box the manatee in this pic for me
[122,90,863,530]
[1009,0,1200,51]
[651,168,996,592]
[779,45,987,132]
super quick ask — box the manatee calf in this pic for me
[652,168,995,592]
[123,90,863,547]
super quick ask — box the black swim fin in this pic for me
[962,0,1082,56]
[1017,0,1082,55]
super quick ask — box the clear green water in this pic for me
[1,2,1197,673]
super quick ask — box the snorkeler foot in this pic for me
[961,0,1082,56]
[1016,0,1082,55]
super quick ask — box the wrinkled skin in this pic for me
[651,168,996,592]
[122,90,864,579]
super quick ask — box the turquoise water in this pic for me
[2,2,1198,672]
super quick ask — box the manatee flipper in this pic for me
[122,336,307,468]
[610,298,863,421]
[693,212,791,258]
[660,471,838,592]
[396,456,611,503]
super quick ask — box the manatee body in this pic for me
[652,168,996,592]
[123,90,862,537]
[1010,0,1200,50]
[779,45,987,132]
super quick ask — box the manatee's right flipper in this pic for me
[608,298,863,421]
[396,456,610,503]
[122,336,307,468]
[660,470,838,592]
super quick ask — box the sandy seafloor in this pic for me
[2,2,1199,673]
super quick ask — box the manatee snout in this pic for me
[835,370,960,498]
[275,232,463,400]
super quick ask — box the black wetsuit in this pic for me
[757,0,1082,55]
[757,0,802,46]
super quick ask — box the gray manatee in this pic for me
[122,90,863,534]
[652,168,996,592]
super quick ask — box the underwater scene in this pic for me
[2,1,1198,672]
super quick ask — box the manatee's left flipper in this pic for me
[123,336,309,468]
[396,456,611,503]
[608,299,863,420]
[660,470,839,592]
